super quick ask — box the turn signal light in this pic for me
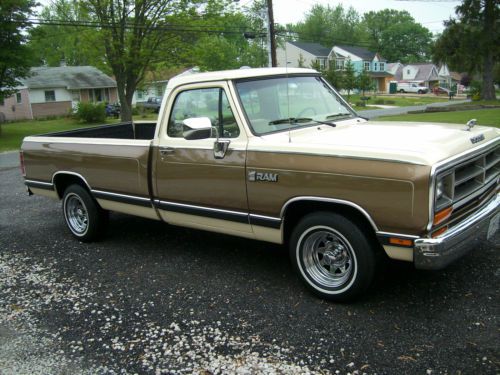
[389,237,413,247]
[434,206,453,226]
[432,226,448,238]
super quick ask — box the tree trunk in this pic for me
[116,76,133,122]
[482,50,496,100]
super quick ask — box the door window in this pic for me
[167,88,239,139]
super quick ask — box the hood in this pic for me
[248,120,500,166]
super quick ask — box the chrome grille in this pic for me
[436,146,500,211]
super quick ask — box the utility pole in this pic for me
[266,0,277,67]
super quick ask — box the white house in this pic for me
[276,41,331,69]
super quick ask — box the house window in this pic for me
[157,86,163,97]
[45,90,56,102]
[364,61,370,71]
[407,69,411,75]
[379,62,385,71]
[104,88,110,102]
[317,58,326,70]
[137,91,144,100]
[94,89,103,102]
[16,93,22,104]
[336,59,345,70]
[374,62,378,71]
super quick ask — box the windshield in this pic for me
[234,76,354,135]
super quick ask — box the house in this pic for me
[276,41,331,70]
[330,45,392,92]
[388,62,440,89]
[0,66,118,120]
[132,79,168,105]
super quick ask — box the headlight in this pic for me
[436,180,444,200]
[434,173,453,211]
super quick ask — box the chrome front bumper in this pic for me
[414,194,500,270]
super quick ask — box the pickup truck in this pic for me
[136,96,162,113]
[397,82,429,94]
[21,68,499,301]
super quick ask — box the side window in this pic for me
[167,88,239,138]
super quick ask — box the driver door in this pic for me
[153,81,251,235]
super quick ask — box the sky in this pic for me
[248,0,462,34]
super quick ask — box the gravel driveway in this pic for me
[1,166,498,374]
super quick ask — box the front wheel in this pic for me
[62,184,108,242]
[289,212,377,301]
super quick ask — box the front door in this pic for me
[154,81,251,235]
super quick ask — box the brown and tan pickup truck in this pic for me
[21,68,499,300]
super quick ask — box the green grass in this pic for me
[346,94,451,108]
[376,108,500,128]
[0,114,159,152]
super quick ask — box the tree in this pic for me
[292,4,364,47]
[362,9,433,63]
[356,69,372,96]
[28,0,108,72]
[342,59,356,99]
[0,0,37,101]
[433,0,499,100]
[297,53,305,68]
[85,0,196,121]
[324,64,343,91]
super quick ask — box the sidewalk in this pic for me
[0,151,19,169]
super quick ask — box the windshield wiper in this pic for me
[325,113,352,120]
[268,117,336,127]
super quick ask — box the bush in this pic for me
[470,81,482,101]
[75,102,106,123]
[355,101,365,107]
[384,100,396,105]
[374,98,385,105]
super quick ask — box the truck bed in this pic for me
[38,121,157,140]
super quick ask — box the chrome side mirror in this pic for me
[182,117,212,140]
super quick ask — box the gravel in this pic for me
[1,166,499,374]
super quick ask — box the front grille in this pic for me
[436,146,500,211]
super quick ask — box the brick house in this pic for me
[0,66,118,120]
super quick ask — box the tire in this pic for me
[62,184,108,242]
[399,89,405,93]
[289,212,376,301]
[418,90,423,94]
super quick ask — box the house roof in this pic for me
[335,45,385,62]
[406,63,439,81]
[287,41,331,57]
[22,66,116,90]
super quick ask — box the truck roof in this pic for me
[166,67,318,90]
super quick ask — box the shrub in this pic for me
[384,100,396,105]
[469,81,482,101]
[374,98,385,105]
[355,101,365,107]
[75,102,106,123]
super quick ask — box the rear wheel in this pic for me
[62,184,108,242]
[289,212,376,301]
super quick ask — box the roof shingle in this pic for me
[22,66,116,89]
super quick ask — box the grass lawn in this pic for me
[345,94,451,109]
[0,114,159,152]
[376,108,500,128]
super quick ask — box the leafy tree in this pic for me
[356,69,372,96]
[310,60,321,71]
[28,0,107,72]
[297,53,305,68]
[342,59,356,99]
[324,64,343,91]
[362,9,432,63]
[292,4,364,46]
[433,0,499,100]
[84,0,204,121]
[0,0,37,101]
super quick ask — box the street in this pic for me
[0,166,498,374]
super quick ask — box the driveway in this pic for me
[358,99,471,119]
[0,167,498,374]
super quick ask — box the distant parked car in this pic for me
[105,103,121,118]
[397,82,429,94]
[433,87,450,95]
[136,97,162,113]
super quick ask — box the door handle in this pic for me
[159,147,175,155]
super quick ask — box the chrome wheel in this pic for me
[64,193,89,235]
[298,226,356,289]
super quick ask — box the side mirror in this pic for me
[182,117,213,140]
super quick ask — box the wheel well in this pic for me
[53,174,90,199]
[283,200,379,246]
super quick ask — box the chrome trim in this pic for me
[52,171,92,192]
[24,179,54,188]
[280,196,378,232]
[415,193,499,270]
[91,189,152,204]
[249,213,282,222]
[427,138,500,231]
[376,231,419,240]
[160,200,248,217]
